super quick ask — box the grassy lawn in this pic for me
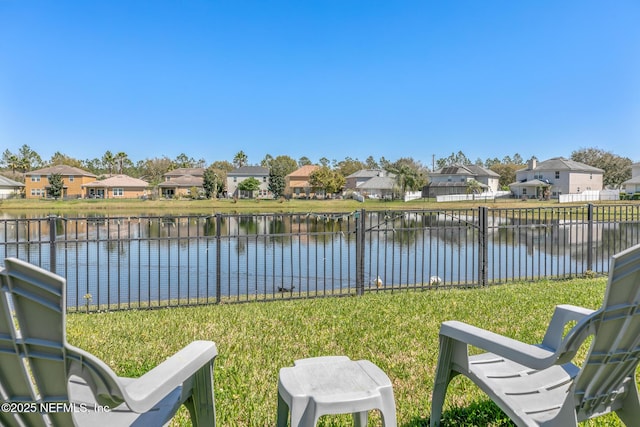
[66,276,629,426]
[0,196,574,216]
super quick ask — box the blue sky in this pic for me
[1,1,639,168]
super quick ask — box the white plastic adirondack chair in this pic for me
[430,243,640,427]
[0,257,217,427]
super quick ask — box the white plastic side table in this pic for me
[277,356,397,427]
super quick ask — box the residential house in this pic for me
[423,164,499,198]
[345,169,396,199]
[24,165,96,199]
[284,165,319,198]
[82,174,149,199]
[226,166,271,199]
[0,175,24,199]
[158,168,205,198]
[509,157,604,199]
[621,163,640,195]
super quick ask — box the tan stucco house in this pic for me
[82,174,149,199]
[158,168,205,198]
[509,157,604,199]
[24,165,96,199]
[285,165,319,198]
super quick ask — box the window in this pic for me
[263,177,267,182]
[69,175,74,182]
[555,171,560,179]
[31,175,41,182]
[522,189,527,195]
[233,177,237,182]
[113,188,124,197]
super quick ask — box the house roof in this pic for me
[158,175,203,187]
[82,174,149,188]
[520,157,604,173]
[26,165,96,177]
[0,175,24,187]
[427,181,488,188]
[358,176,396,190]
[346,169,385,179]
[622,176,640,185]
[434,164,499,177]
[227,166,269,176]
[164,167,205,177]
[287,165,319,178]
[509,179,551,188]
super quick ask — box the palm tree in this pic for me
[102,151,115,174]
[233,151,248,168]
[114,152,128,174]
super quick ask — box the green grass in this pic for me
[66,277,628,426]
[0,196,570,216]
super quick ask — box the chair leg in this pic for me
[353,411,367,427]
[186,363,216,427]
[430,337,457,427]
[379,385,398,427]
[276,393,289,427]
[616,379,640,426]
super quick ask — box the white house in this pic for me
[226,166,271,198]
[509,157,603,199]
[621,163,640,195]
[0,175,24,199]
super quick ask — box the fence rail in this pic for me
[1,204,639,312]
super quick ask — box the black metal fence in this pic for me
[1,204,639,312]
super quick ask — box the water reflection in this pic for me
[1,210,639,309]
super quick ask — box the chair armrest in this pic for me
[440,321,556,370]
[122,340,217,413]
[540,304,595,351]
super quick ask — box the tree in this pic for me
[47,173,64,199]
[571,148,632,188]
[49,152,82,167]
[233,151,248,168]
[385,157,428,195]
[268,155,298,198]
[174,153,197,169]
[260,154,274,169]
[114,152,129,174]
[18,144,42,171]
[309,166,345,196]
[138,157,173,185]
[210,160,234,172]
[466,179,483,195]
[436,151,471,169]
[101,151,115,174]
[238,177,260,198]
[490,163,521,189]
[203,167,221,199]
[335,157,365,178]
[298,156,312,167]
[365,156,379,169]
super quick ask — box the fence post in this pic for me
[587,203,594,272]
[478,207,488,286]
[215,213,222,304]
[49,215,57,274]
[355,209,365,296]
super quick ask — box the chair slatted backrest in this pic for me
[573,245,640,420]
[0,258,74,426]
